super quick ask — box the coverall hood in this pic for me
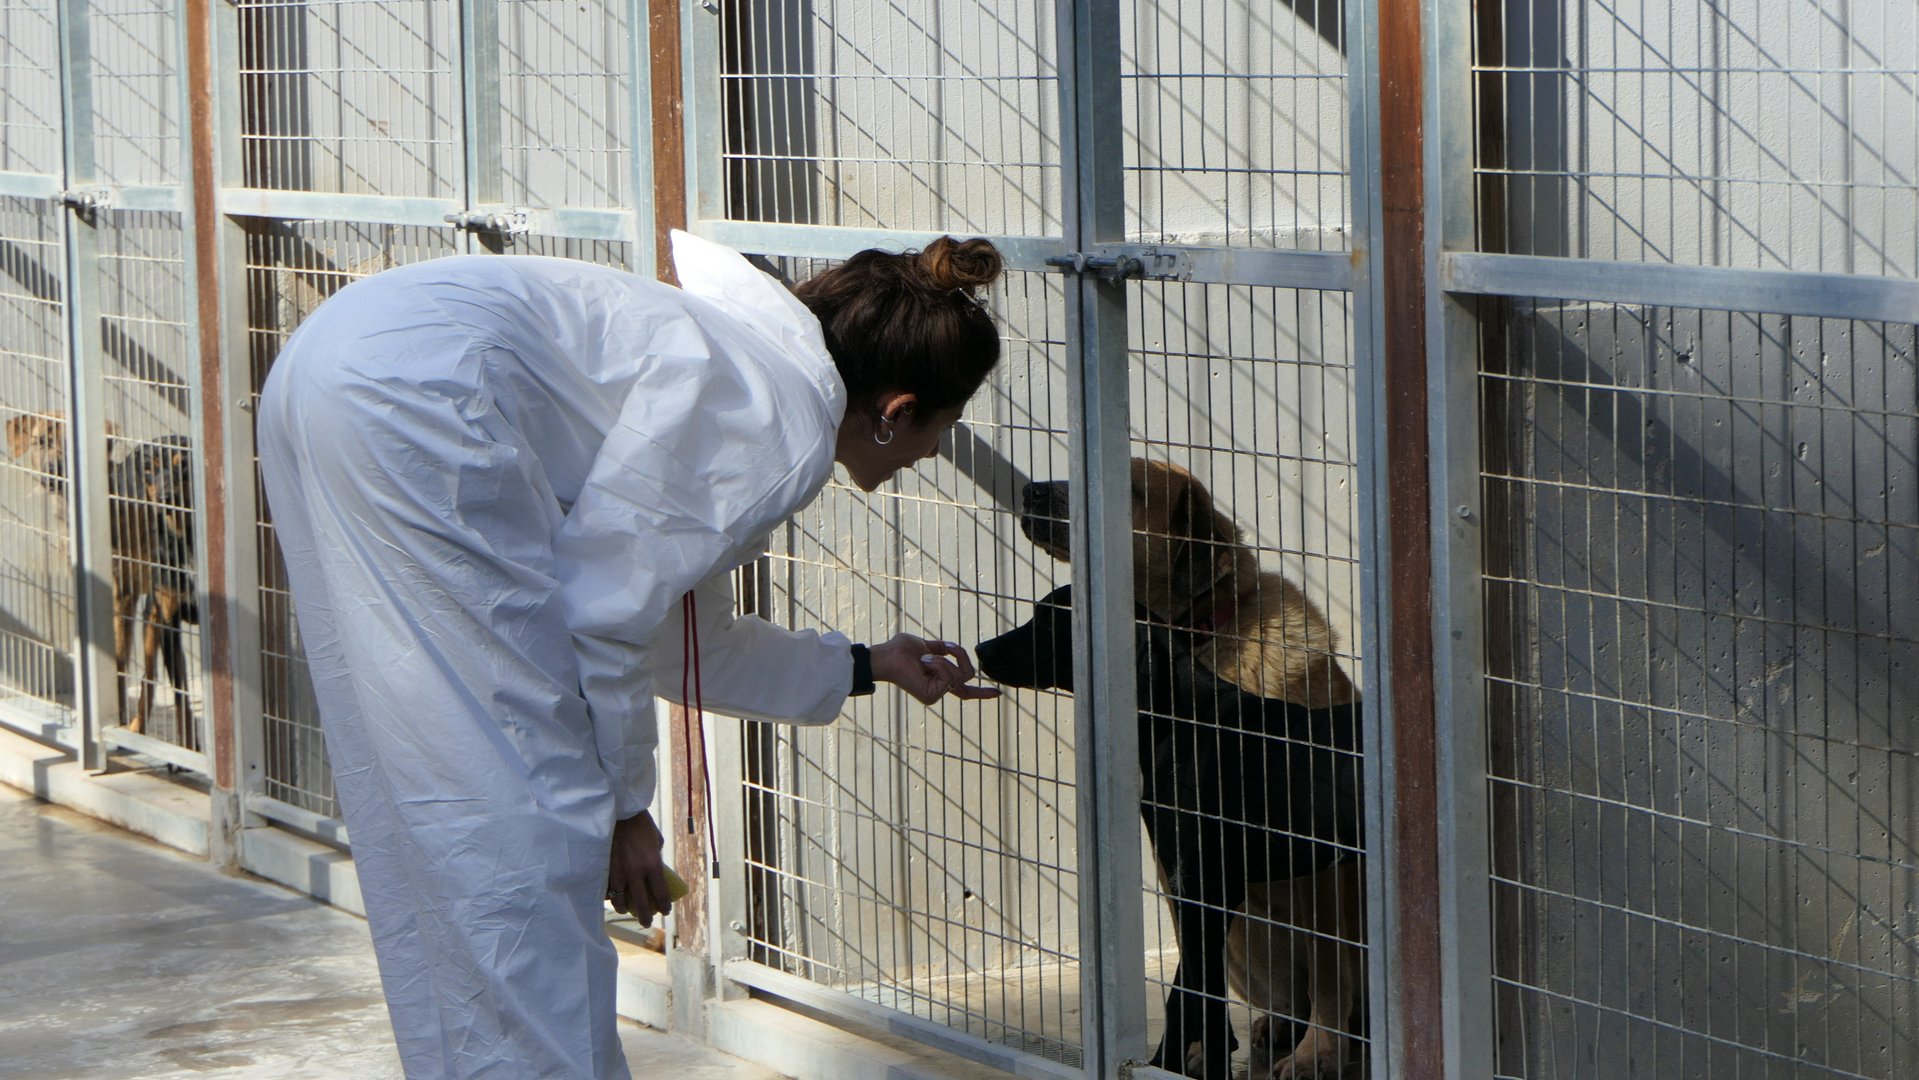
[669,229,847,428]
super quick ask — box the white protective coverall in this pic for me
[257,231,857,1079]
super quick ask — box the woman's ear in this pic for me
[876,391,919,425]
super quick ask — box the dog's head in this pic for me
[978,583,1268,732]
[116,435,195,542]
[1018,458,1243,620]
[7,413,69,493]
[977,584,1078,690]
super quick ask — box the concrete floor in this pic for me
[0,783,782,1079]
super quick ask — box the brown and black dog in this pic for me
[1015,458,1365,1078]
[111,435,198,742]
[1019,459,1356,710]
[7,413,197,742]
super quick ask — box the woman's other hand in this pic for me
[607,810,673,925]
[870,634,1002,703]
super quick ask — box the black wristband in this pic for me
[849,643,876,696]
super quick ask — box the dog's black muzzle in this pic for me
[977,584,1077,689]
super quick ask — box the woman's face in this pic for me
[835,396,965,492]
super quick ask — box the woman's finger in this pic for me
[950,683,1002,700]
[933,640,979,681]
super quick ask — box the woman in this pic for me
[257,230,1004,1079]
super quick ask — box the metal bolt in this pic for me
[237,396,255,412]
[1457,505,1472,519]
[699,0,719,10]
[728,920,747,935]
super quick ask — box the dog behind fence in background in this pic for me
[6,414,199,742]
[112,435,198,743]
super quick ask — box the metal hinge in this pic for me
[1046,245,1192,283]
[443,206,531,236]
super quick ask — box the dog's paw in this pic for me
[1271,1030,1351,1079]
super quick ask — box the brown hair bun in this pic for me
[916,236,1005,295]
[792,237,1005,415]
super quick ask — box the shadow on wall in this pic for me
[1485,300,1918,1077]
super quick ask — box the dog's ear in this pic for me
[5,416,34,459]
[1166,479,1234,599]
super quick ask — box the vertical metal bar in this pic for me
[209,0,271,849]
[683,0,725,238]
[655,0,699,282]
[624,0,656,277]
[1343,0,1397,1073]
[660,0,713,1034]
[1374,0,1445,1074]
[183,0,242,860]
[55,0,116,771]
[1426,0,1495,1075]
[459,0,503,252]
[1057,0,1144,1072]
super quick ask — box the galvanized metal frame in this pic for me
[93,0,213,774]
[1055,0,1147,1072]
[1343,0,1397,1075]
[206,0,271,846]
[55,0,117,769]
[1425,1,1919,1077]
[687,2,1392,1076]
[1424,0,1495,1075]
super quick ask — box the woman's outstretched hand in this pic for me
[870,634,1002,704]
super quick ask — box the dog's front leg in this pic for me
[1151,891,1235,1080]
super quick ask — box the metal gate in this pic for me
[694,1,1380,1076]
[0,0,210,772]
[1433,1,1919,1076]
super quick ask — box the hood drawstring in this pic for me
[681,591,720,877]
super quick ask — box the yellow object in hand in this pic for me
[663,866,692,902]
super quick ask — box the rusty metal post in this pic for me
[183,0,240,861]
[1377,0,1444,1075]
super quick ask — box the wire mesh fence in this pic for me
[96,208,200,751]
[1479,298,1918,1079]
[0,0,61,177]
[1125,280,1367,1076]
[0,196,74,740]
[1122,0,1350,250]
[1474,0,1919,275]
[721,0,1063,234]
[741,264,1091,1062]
[1468,2,1919,1077]
[243,219,461,817]
[498,0,633,210]
[88,0,182,188]
[235,0,459,196]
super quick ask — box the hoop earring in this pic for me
[874,417,896,446]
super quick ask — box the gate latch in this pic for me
[444,206,531,236]
[1047,251,1143,282]
[1046,246,1191,283]
[56,187,112,213]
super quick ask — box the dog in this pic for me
[1018,459,1357,709]
[111,436,198,742]
[7,414,197,741]
[977,584,1364,1078]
